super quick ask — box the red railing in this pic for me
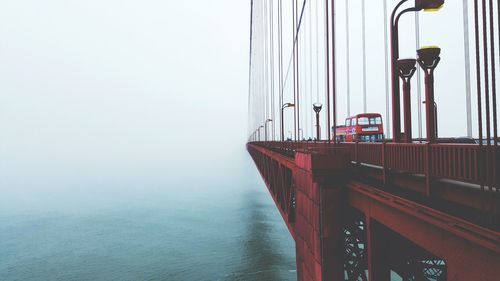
[348,142,383,166]
[385,143,426,174]
[430,144,479,184]
[250,141,499,189]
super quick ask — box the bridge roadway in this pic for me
[247,141,500,281]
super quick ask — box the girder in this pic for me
[247,142,500,281]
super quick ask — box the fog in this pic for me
[0,1,251,204]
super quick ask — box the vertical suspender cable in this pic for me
[494,0,500,191]
[302,1,310,139]
[346,0,351,117]
[309,0,313,140]
[295,0,307,141]
[301,6,305,140]
[256,1,260,133]
[482,0,492,190]
[296,0,301,141]
[415,13,423,139]
[259,0,269,135]
[262,1,266,134]
[258,0,262,132]
[264,0,269,135]
[383,0,390,139]
[463,0,473,138]
[258,1,262,134]
[248,0,254,138]
[302,6,307,140]
[270,0,275,140]
[264,0,267,135]
[331,0,337,143]
[315,0,320,104]
[293,0,298,141]
[256,1,259,138]
[361,0,367,113]
[325,0,331,142]
[262,1,266,135]
[279,0,284,141]
[473,0,485,194]
[488,0,497,191]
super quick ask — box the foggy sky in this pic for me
[0,0,251,194]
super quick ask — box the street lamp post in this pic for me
[281,103,295,141]
[258,125,264,142]
[397,58,417,143]
[390,0,444,142]
[422,100,438,141]
[265,119,273,141]
[417,46,441,143]
[313,103,323,141]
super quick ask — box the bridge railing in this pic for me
[430,144,478,184]
[349,142,498,187]
[343,142,428,173]
[386,143,427,174]
[250,141,499,189]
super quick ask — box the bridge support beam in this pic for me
[293,150,350,281]
[248,143,500,281]
[348,182,500,281]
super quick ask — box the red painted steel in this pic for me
[248,142,500,281]
[397,58,417,143]
[258,141,500,188]
[348,182,500,281]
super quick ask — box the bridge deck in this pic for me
[248,141,500,281]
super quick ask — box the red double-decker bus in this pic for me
[333,113,384,142]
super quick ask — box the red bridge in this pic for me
[247,0,500,280]
[248,141,499,280]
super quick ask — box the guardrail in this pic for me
[249,141,499,191]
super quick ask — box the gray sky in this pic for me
[0,0,251,192]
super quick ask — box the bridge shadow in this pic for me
[223,189,296,281]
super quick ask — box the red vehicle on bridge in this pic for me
[333,113,384,142]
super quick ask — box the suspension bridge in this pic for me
[247,0,499,280]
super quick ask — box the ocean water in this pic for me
[0,152,296,281]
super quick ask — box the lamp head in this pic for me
[266,118,272,122]
[283,102,295,108]
[397,58,417,78]
[313,102,323,113]
[417,46,441,69]
[415,0,444,11]
[422,100,437,106]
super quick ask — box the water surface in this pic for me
[0,152,296,281]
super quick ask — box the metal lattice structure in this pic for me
[343,210,368,281]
